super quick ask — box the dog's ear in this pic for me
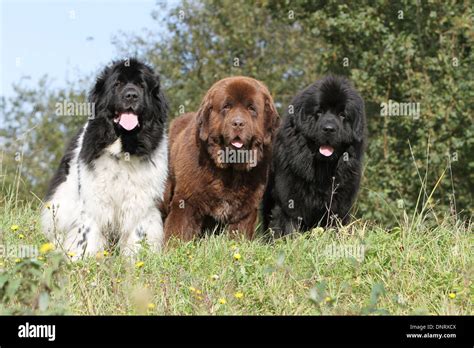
[349,97,366,143]
[289,92,308,132]
[257,83,279,146]
[88,66,112,119]
[148,73,162,99]
[292,104,312,136]
[90,78,105,104]
[149,73,169,124]
[196,92,213,142]
[89,65,111,105]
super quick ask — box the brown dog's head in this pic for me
[196,76,279,171]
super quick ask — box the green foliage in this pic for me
[1,0,472,224]
[361,282,389,315]
[1,77,87,204]
[0,254,65,314]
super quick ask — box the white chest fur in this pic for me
[82,137,167,225]
[41,124,168,257]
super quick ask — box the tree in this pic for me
[1,77,87,204]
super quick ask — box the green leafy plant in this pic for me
[0,254,65,314]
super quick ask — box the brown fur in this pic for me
[163,76,279,241]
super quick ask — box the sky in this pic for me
[0,0,170,97]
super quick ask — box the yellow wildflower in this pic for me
[147,303,156,310]
[218,298,227,305]
[234,292,244,299]
[11,225,19,232]
[135,261,145,269]
[448,293,456,299]
[96,250,109,259]
[18,234,25,239]
[233,253,241,261]
[67,252,76,258]
[39,243,55,254]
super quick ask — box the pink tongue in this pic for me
[231,140,243,149]
[118,113,139,131]
[319,145,334,157]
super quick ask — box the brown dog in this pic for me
[163,76,279,241]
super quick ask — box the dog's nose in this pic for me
[322,124,336,133]
[124,89,139,101]
[231,117,246,129]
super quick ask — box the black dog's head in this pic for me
[291,75,365,161]
[85,58,168,159]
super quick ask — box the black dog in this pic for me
[262,75,366,236]
[42,58,169,258]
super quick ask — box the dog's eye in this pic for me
[248,105,257,116]
[114,81,122,87]
[222,104,231,112]
[315,110,323,117]
[339,112,346,120]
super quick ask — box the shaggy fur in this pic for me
[163,76,279,241]
[262,75,366,236]
[41,58,169,258]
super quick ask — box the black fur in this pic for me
[44,130,81,200]
[45,58,168,199]
[262,75,366,236]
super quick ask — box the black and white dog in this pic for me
[41,59,168,258]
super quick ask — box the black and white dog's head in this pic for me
[290,75,365,161]
[81,58,168,164]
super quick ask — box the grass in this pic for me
[0,197,472,315]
